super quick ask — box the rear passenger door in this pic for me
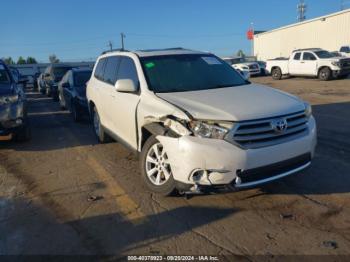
[108,56,141,149]
[301,52,318,76]
[98,56,121,131]
[289,52,302,75]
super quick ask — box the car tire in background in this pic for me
[272,67,282,80]
[140,135,177,196]
[318,67,332,81]
[15,124,31,142]
[71,102,81,122]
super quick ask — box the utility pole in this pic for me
[120,33,126,50]
[108,41,113,51]
[297,0,307,22]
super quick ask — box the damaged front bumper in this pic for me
[157,116,317,192]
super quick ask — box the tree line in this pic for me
[2,54,60,65]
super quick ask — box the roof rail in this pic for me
[101,48,129,55]
[136,47,186,52]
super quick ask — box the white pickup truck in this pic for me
[266,48,350,81]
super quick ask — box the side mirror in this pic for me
[115,79,138,93]
[62,82,70,89]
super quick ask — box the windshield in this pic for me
[314,51,335,59]
[74,71,92,87]
[53,67,72,78]
[141,54,248,93]
[0,65,11,84]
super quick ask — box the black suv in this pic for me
[43,64,72,101]
[0,60,30,141]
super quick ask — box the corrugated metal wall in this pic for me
[254,10,350,61]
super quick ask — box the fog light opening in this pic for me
[192,169,206,183]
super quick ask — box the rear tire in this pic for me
[92,106,110,143]
[71,102,81,122]
[318,67,332,81]
[15,124,31,142]
[272,67,282,80]
[140,135,177,196]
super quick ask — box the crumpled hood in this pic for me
[0,83,14,96]
[156,84,305,121]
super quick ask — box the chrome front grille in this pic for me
[226,111,309,149]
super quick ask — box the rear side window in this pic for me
[94,58,107,80]
[102,56,121,85]
[303,52,317,61]
[117,57,139,88]
[293,53,301,60]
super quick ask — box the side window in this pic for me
[94,58,107,80]
[68,72,74,86]
[303,52,317,61]
[117,57,139,88]
[102,56,121,85]
[340,46,350,53]
[293,52,301,60]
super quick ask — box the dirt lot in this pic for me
[0,76,350,258]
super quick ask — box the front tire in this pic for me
[272,67,282,80]
[15,124,31,142]
[140,136,177,196]
[319,67,332,81]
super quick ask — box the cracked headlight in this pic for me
[0,94,19,105]
[304,102,312,118]
[189,121,233,140]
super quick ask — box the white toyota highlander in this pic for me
[87,48,317,196]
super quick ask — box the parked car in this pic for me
[222,57,261,77]
[87,48,317,196]
[9,67,29,89]
[339,45,350,57]
[0,60,30,141]
[257,61,267,76]
[58,68,92,121]
[266,48,350,81]
[43,64,72,101]
[37,73,46,94]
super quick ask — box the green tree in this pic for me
[49,54,60,63]
[3,57,15,65]
[236,50,246,58]
[17,56,26,64]
[26,57,37,64]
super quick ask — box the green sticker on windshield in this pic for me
[145,62,155,68]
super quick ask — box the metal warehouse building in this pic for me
[254,9,350,61]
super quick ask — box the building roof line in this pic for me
[255,8,350,37]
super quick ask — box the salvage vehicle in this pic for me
[266,48,350,81]
[43,64,72,101]
[0,60,30,141]
[58,68,92,121]
[87,48,317,196]
[222,57,261,77]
